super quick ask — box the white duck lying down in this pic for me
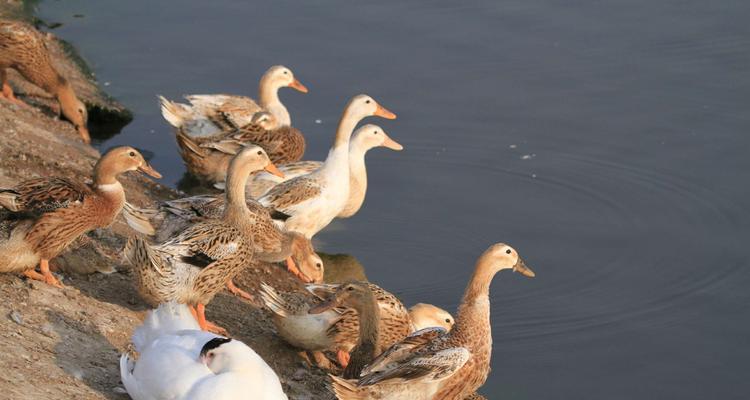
[120,302,288,400]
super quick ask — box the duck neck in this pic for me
[344,291,381,379]
[339,141,369,217]
[223,161,253,228]
[258,79,290,126]
[321,109,360,176]
[92,158,126,213]
[451,259,497,351]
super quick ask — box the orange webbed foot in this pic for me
[337,349,351,368]
[226,279,255,302]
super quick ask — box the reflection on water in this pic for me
[35,0,750,398]
[319,252,368,283]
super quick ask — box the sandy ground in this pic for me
[0,3,334,399]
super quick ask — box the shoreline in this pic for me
[0,2,332,399]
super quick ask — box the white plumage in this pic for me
[120,302,288,400]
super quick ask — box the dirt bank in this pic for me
[1,3,333,399]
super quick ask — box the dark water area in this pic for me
[36,1,750,398]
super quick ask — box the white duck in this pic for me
[243,124,403,218]
[120,302,288,400]
[257,95,396,238]
[160,65,307,136]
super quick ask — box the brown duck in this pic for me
[124,145,282,332]
[0,147,161,287]
[0,20,90,143]
[171,111,306,184]
[330,243,536,400]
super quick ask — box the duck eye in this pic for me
[374,131,379,135]
[445,318,451,323]
[283,71,288,74]
[365,100,371,104]
[257,150,263,155]
[506,249,512,254]
[347,286,354,291]
[316,262,322,269]
[129,151,136,157]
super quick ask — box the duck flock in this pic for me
[0,19,536,399]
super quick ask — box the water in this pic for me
[35,1,750,398]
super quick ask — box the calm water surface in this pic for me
[36,1,750,398]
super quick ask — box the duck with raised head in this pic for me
[0,20,90,143]
[245,124,403,218]
[160,65,307,134]
[258,95,397,238]
[124,145,280,332]
[329,243,536,400]
[258,281,454,370]
[0,147,160,287]
[120,302,288,400]
[170,109,308,184]
[122,189,324,288]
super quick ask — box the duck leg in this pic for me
[285,256,310,282]
[0,69,27,107]
[225,279,256,302]
[337,349,351,368]
[189,304,228,335]
[23,260,63,288]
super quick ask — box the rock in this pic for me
[9,310,23,325]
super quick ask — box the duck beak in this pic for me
[264,161,285,178]
[308,297,338,314]
[382,135,404,151]
[138,162,162,179]
[513,258,536,278]
[288,79,308,93]
[374,104,397,119]
[77,126,91,145]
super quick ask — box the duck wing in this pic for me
[0,177,91,215]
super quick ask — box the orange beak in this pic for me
[138,162,162,179]
[374,104,397,119]
[264,162,285,178]
[382,135,403,151]
[288,79,308,93]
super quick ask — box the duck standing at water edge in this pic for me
[124,145,283,332]
[259,281,454,370]
[259,95,397,238]
[162,65,308,130]
[0,20,90,143]
[0,147,160,287]
[330,243,535,400]
[245,124,403,219]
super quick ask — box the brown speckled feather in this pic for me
[260,177,321,211]
[174,123,305,183]
[0,20,63,93]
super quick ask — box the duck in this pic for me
[159,65,307,134]
[121,192,325,287]
[308,281,390,379]
[120,301,288,400]
[258,94,396,238]
[124,145,279,332]
[329,243,536,400]
[170,110,307,183]
[244,124,403,218]
[0,20,90,143]
[258,281,454,370]
[0,146,160,287]
[409,303,455,332]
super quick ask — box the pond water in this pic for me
[36,0,750,398]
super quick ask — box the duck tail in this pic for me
[328,375,363,400]
[132,302,200,352]
[259,282,294,318]
[158,95,190,128]
[174,129,206,160]
[122,202,158,236]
